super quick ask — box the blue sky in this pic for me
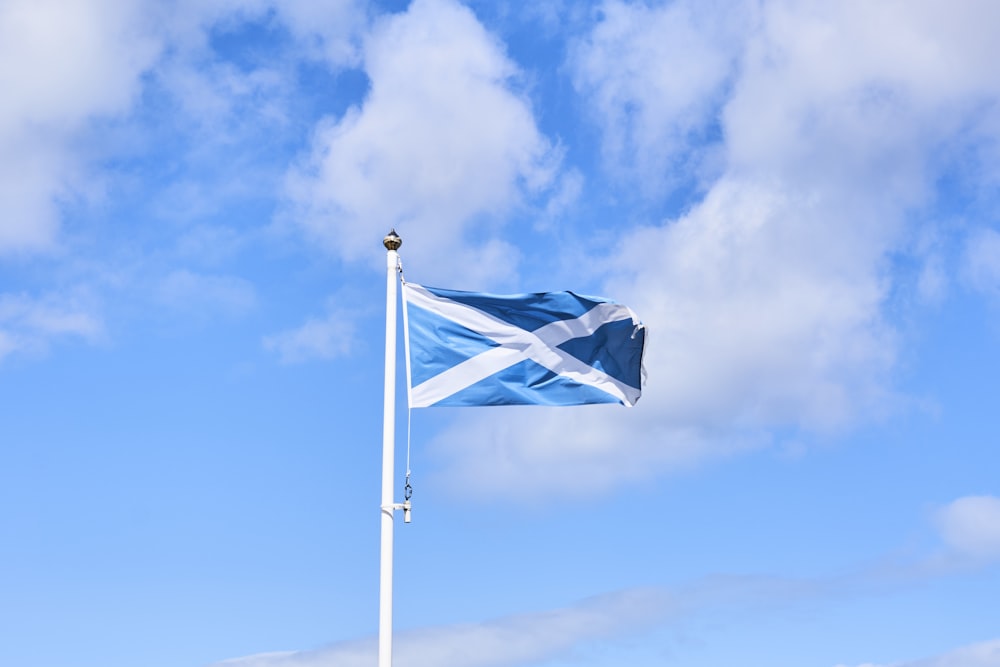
[2,0,1000,666]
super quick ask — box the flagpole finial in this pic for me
[383,229,402,251]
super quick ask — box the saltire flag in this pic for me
[402,282,646,407]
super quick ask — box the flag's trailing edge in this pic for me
[402,282,646,408]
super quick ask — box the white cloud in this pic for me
[570,0,751,193]
[0,0,159,129]
[724,1,1000,194]
[423,0,1000,499]
[0,0,367,256]
[212,588,667,667]
[285,0,557,287]
[0,0,161,253]
[610,178,898,428]
[428,174,901,497]
[935,495,1000,561]
[0,290,104,363]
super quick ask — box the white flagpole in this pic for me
[379,230,402,667]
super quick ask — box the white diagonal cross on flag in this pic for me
[403,283,641,407]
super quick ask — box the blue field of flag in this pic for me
[402,283,645,407]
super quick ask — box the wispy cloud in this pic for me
[269,0,367,67]
[262,306,359,364]
[0,290,104,362]
[157,269,257,317]
[212,587,1000,667]
[156,0,366,67]
[212,578,819,667]
[963,228,1000,297]
[212,588,669,667]
[212,495,1000,667]
[835,638,1000,667]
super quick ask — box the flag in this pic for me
[402,282,645,407]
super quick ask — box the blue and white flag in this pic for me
[402,283,646,407]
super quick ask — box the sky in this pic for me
[2,0,1000,666]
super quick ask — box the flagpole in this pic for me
[379,230,402,667]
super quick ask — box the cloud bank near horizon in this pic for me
[212,494,1000,667]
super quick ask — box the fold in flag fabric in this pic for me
[402,282,646,407]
